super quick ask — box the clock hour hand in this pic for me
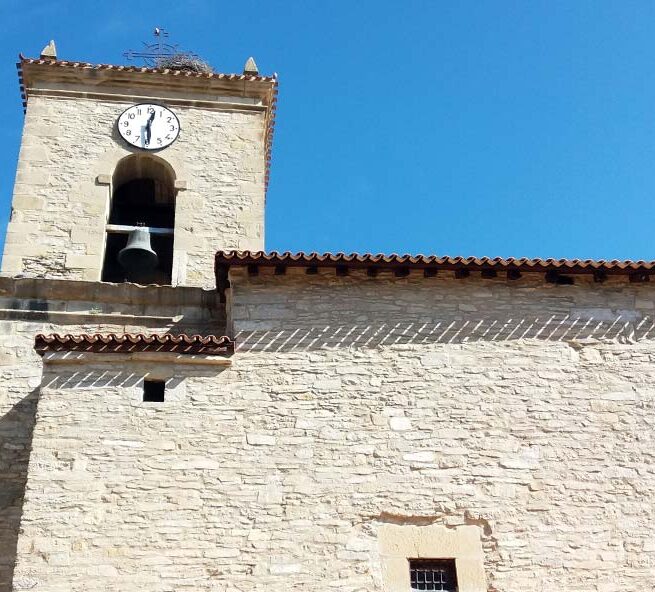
[145,111,155,145]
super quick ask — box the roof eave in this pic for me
[214,250,655,284]
[35,332,235,356]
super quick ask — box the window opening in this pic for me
[409,559,458,592]
[143,379,165,402]
[102,155,176,285]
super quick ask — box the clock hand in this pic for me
[144,111,155,145]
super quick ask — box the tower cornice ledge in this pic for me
[18,56,278,110]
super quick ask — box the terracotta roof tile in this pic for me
[17,56,277,82]
[215,250,655,277]
[35,333,234,356]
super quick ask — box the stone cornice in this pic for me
[18,57,277,103]
[0,276,222,311]
[40,351,233,366]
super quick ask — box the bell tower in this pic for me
[1,41,277,287]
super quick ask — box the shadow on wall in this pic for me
[0,390,38,592]
[235,313,655,352]
[42,371,186,390]
[40,367,226,390]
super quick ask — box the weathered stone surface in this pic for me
[2,95,266,287]
[3,53,655,592]
[3,271,655,591]
[0,276,223,591]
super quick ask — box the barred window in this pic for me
[409,559,458,591]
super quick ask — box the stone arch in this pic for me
[101,153,179,285]
[109,154,177,227]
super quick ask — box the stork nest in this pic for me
[155,53,213,74]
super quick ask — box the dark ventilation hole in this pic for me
[409,559,458,592]
[143,379,165,402]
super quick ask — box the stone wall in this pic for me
[0,319,41,592]
[0,277,222,592]
[10,270,655,591]
[1,94,266,287]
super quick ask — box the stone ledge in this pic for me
[26,87,270,112]
[0,275,219,307]
[0,308,182,324]
[42,351,232,366]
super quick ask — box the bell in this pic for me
[118,226,158,278]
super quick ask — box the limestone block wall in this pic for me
[0,277,222,592]
[10,269,655,591]
[1,94,266,287]
[0,319,41,592]
[227,269,655,591]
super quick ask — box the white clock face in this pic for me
[117,103,180,150]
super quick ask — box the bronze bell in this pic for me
[118,226,158,278]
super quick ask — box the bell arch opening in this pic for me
[101,154,176,285]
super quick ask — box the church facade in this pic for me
[0,43,654,592]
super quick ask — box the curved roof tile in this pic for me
[35,333,235,356]
[215,250,655,275]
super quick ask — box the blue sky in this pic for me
[1,1,655,260]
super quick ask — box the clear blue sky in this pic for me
[1,1,654,260]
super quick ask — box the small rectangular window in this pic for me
[409,559,458,591]
[143,379,165,402]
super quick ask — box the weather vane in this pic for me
[123,27,198,67]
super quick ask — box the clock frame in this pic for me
[117,103,180,150]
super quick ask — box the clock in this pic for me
[117,103,180,150]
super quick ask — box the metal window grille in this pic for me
[409,559,458,591]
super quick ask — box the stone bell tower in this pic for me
[1,42,277,288]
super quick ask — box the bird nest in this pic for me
[155,53,213,74]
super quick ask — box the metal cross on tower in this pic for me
[123,28,197,67]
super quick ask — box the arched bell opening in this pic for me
[101,154,176,284]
